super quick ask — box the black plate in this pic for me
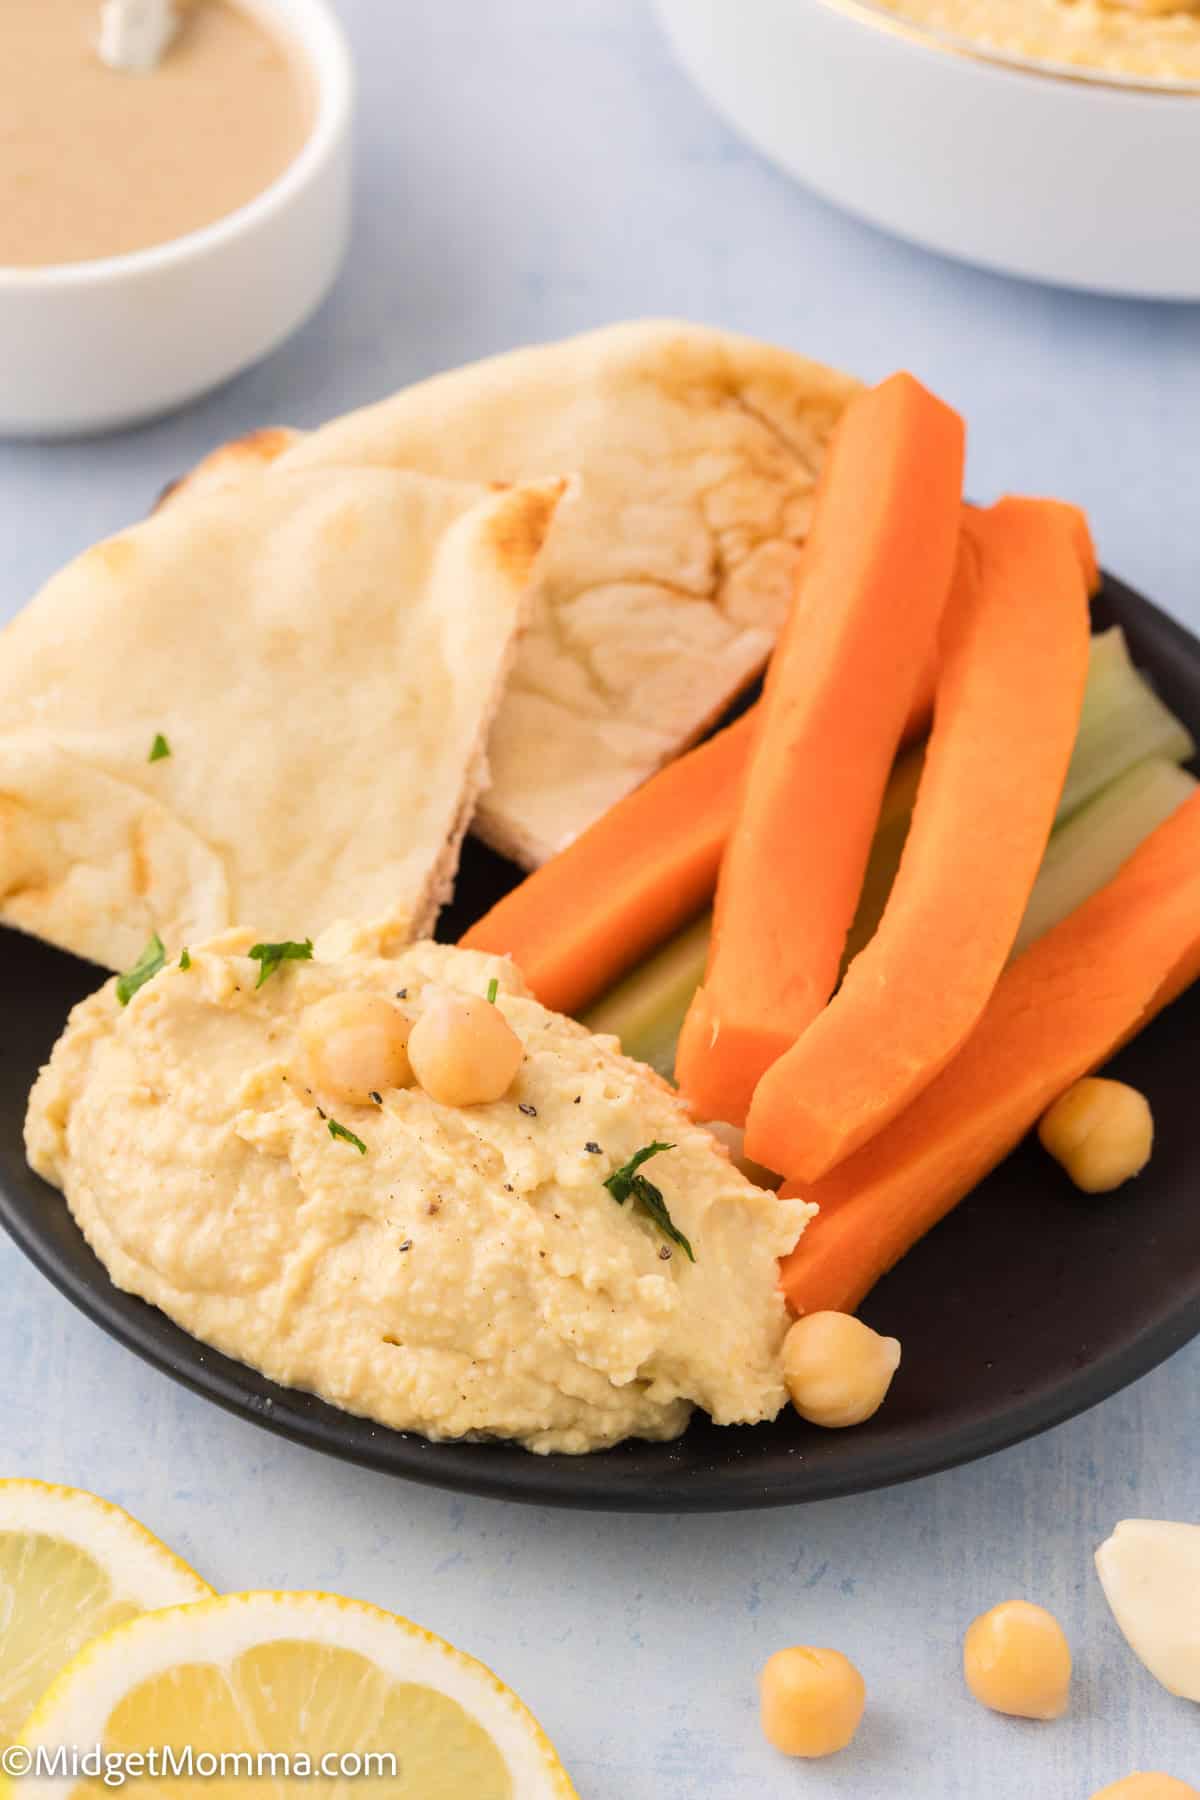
[3,573,1200,1511]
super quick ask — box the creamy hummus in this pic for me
[875,0,1200,82]
[26,930,811,1454]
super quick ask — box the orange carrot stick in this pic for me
[745,498,1091,1182]
[674,374,966,1126]
[462,501,1094,1023]
[896,496,1094,740]
[1048,498,1100,594]
[461,707,759,1017]
[778,788,1200,1317]
[462,674,940,1020]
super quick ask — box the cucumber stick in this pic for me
[840,743,924,970]
[583,914,711,1080]
[1013,757,1197,956]
[1057,627,1194,822]
[584,629,1196,1078]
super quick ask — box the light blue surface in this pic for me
[1,4,1198,1794]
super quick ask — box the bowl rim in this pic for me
[807,0,1200,97]
[0,0,354,291]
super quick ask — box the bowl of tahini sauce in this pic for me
[0,0,352,436]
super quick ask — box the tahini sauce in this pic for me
[0,0,313,268]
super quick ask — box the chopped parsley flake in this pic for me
[116,934,166,1005]
[148,733,171,763]
[327,1118,367,1154]
[604,1141,694,1262]
[486,977,499,1005]
[248,938,313,987]
[178,947,191,970]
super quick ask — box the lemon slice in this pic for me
[16,1591,578,1799]
[0,1480,211,1753]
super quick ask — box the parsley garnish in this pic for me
[486,977,499,1004]
[179,948,191,970]
[248,938,313,987]
[148,733,171,763]
[327,1118,367,1154]
[116,933,166,1005]
[603,1141,694,1262]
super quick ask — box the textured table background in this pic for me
[2,4,1199,1794]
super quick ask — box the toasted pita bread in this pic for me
[0,469,560,971]
[170,323,860,868]
[154,426,302,513]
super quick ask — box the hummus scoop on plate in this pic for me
[24,929,810,1456]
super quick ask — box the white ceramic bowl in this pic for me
[0,0,352,438]
[656,0,1200,299]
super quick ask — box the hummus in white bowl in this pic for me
[25,930,810,1455]
[873,0,1200,84]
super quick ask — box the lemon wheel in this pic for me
[16,1590,578,1799]
[0,1480,211,1751]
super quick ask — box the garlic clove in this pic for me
[1096,1519,1200,1701]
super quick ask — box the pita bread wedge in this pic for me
[153,426,302,513]
[171,323,860,868]
[0,468,561,971]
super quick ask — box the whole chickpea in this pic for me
[782,1311,901,1429]
[759,1646,866,1758]
[300,992,413,1106]
[408,992,523,1107]
[963,1600,1071,1720]
[1091,1779,1199,1800]
[1038,1077,1153,1194]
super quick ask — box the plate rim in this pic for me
[5,1170,1200,1512]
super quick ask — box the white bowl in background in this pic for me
[0,0,353,439]
[655,0,1200,299]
